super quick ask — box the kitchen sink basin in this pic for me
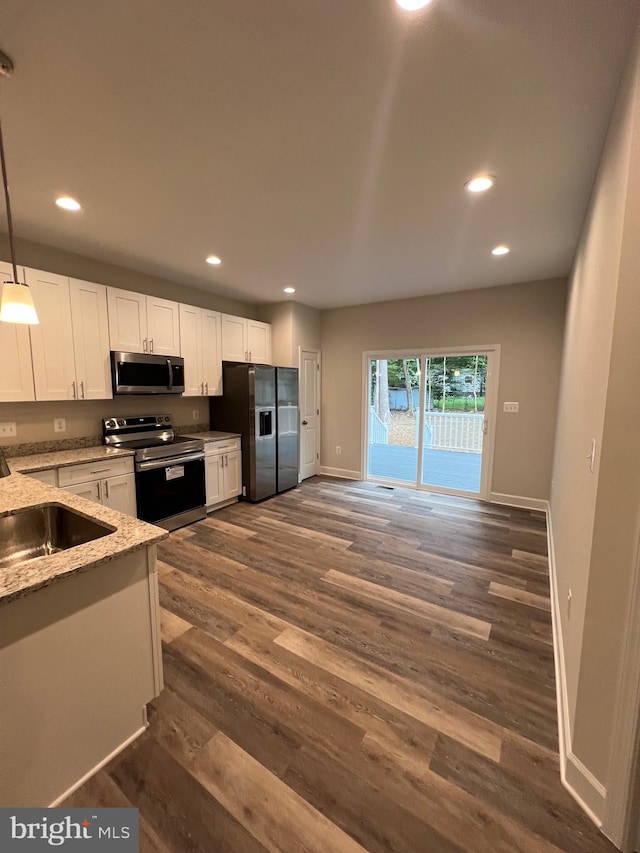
[0,504,114,569]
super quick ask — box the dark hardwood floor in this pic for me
[64,477,617,852]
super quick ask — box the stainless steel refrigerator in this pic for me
[210,362,299,501]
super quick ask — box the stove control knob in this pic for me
[164,416,170,423]
[117,419,126,427]
[156,416,164,424]
[105,419,117,430]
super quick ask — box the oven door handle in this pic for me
[167,358,173,391]
[136,452,204,472]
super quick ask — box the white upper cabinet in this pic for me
[27,270,112,402]
[27,269,77,401]
[179,303,201,396]
[201,309,222,395]
[247,319,271,364]
[0,261,35,402]
[179,304,222,396]
[107,287,180,356]
[107,288,147,353]
[221,314,271,364]
[146,295,181,356]
[221,314,247,361]
[69,278,112,400]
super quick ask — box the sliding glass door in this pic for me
[366,349,495,498]
[367,358,421,484]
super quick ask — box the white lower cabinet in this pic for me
[26,469,58,487]
[204,439,242,509]
[58,458,137,517]
[102,473,137,515]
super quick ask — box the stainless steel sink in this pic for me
[0,504,114,568]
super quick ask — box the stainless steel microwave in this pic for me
[111,351,185,395]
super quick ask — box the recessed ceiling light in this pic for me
[491,245,510,256]
[55,196,81,211]
[396,0,433,10]
[206,255,222,265]
[465,175,495,194]
[283,287,296,294]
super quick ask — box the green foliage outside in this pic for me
[371,356,488,416]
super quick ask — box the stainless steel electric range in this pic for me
[103,414,206,531]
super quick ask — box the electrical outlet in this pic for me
[192,409,199,421]
[53,418,66,433]
[503,402,519,413]
[336,446,342,455]
[0,421,16,437]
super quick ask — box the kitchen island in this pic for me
[0,472,167,807]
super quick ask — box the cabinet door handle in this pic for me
[143,338,148,352]
[150,338,154,352]
[249,351,252,361]
[80,380,85,399]
[205,382,209,395]
[200,382,204,395]
[97,481,102,502]
[104,479,109,498]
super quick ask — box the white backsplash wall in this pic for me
[0,396,210,448]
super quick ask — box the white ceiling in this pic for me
[0,0,638,309]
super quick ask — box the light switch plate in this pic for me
[503,402,519,413]
[0,422,17,437]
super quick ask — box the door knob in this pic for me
[302,420,308,426]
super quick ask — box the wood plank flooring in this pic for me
[64,477,616,852]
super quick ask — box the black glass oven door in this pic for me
[135,456,205,523]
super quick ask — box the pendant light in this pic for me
[0,49,38,325]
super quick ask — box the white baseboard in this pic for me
[566,752,607,824]
[490,492,549,511]
[319,466,362,480]
[49,722,147,807]
[546,506,607,828]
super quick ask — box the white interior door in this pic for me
[299,348,320,480]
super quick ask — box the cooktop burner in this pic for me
[102,414,204,462]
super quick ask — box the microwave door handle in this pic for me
[167,358,173,391]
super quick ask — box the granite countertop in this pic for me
[182,431,242,443]
[0,473,167,605]
[9,445,134,474]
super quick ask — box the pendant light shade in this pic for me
[0,281,39,324]
[0,48,39,325]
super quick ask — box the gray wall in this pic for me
[551,29,640,788]
[0,234,257,318]
[258,301,321,367]
[320,278,567,501]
